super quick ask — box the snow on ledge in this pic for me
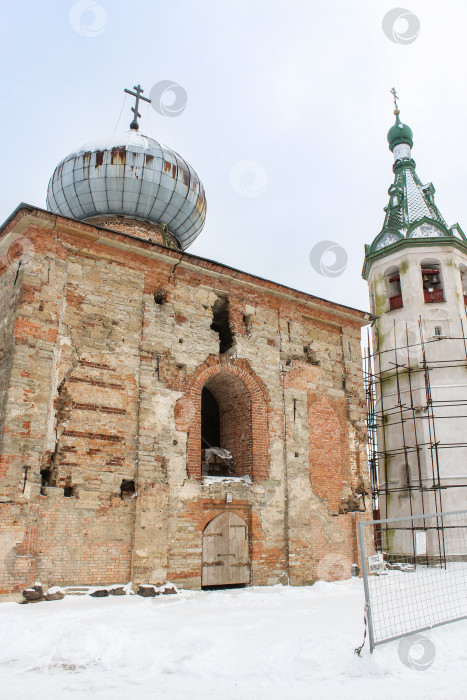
[202,475,252,485]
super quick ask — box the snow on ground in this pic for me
[1,579,466,700]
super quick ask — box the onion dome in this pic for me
[387,111,413,152]
[46,130,206,250]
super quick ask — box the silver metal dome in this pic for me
[46,131,206,249]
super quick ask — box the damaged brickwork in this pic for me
[0,206,371,593]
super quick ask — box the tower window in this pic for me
[421,261,444,303]
[460,266,467,309]
[386,266,403,310]
[434,326,442,337]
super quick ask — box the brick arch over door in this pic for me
[179,357,269,481]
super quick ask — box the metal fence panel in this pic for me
[358,510,467,651]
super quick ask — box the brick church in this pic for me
[0,87,370,593]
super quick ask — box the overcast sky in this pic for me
[2,0,467,312]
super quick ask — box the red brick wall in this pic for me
[308,394,343,513]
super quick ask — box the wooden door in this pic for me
[202,512,249,586]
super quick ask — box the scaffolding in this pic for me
[363,317,467,564]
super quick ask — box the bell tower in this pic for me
[363,92,467,525]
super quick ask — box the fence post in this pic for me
[358,520,375,652]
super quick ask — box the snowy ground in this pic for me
[1,579,467,700]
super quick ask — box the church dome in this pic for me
[46,130,206,250]
[387,112,413,152]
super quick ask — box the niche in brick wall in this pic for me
[211,296,234,353]
[201,372,253,478]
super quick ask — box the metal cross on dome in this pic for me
[390,87,399,112]
[124,84,152,131]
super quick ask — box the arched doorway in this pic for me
[202,512,250,587]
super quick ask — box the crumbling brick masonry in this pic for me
[0,206,370,593]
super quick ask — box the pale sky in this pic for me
[2,0,467,312]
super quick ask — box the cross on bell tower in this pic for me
[124,84,152,131]
[390,87,400,115]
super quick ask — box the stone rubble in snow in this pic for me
[21,581,178,603]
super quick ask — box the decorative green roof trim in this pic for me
[393,158,416,173]
[406,216,450,239]
[362,235,467,280]
[371,228,404,252]
[450,223,467,242]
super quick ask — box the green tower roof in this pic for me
[362,99,467,280]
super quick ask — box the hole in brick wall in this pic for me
[303,345,320,365]
[211,297,234,353]
[243,314,252,337]
[154,290,166,305]
[40,469,53,487]
[40,468,55,495]
[63,475,75,497]
[294,452,299,458]
[120,479,136,500]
